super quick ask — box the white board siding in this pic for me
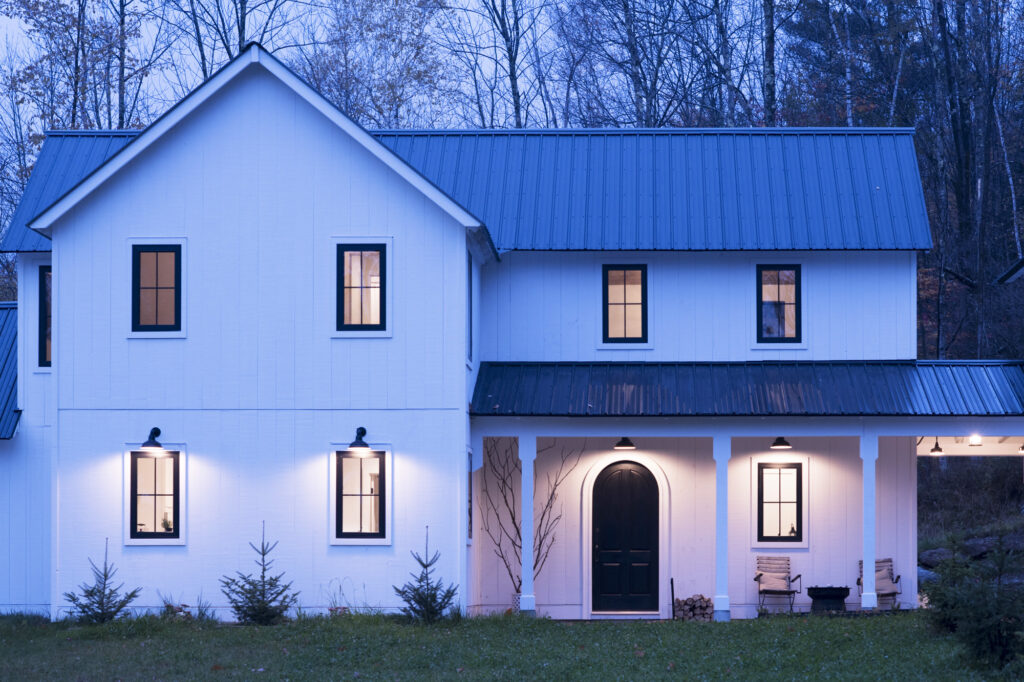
[51,67,470,413]
[480,251,917,362]
[52,408,467,616]
[727,436,917,618]
[470,434,917,619]
[0,256,54,613]
[40,66,473,615]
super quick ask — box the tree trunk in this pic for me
[117,0,127,127]
[762,0,775,125]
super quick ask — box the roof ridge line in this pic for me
[371,127,918,135]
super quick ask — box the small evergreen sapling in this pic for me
[394,527,458,623]
[64,538,141,623]
[220,523,299,625]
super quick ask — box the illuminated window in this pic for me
[758,462,802,542]
[132,245,181,332]
[337,245,385,331]
[603,265,647,343]
[130,451,180,539]
[757,265,800,342]
[336,450,385,538]
[39,265,51,366]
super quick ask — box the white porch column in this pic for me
[519,435,537,615]
[713,435,731,621]
[860,434,878,609]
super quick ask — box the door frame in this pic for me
[581,452,671,619]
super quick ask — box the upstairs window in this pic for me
[757,265,800,343]
[39,265,51,367]
[337,245,386,331]
[130,450,180,539]
[132,245,181,332]
[336,450,385,539]
[603,265,647,343]
[757,462,802,542]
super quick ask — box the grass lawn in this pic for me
[0,611,991,680]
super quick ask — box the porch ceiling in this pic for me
[470,361,1024,418]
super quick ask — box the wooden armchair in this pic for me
[754,555,802,612]
[857,558,902,607]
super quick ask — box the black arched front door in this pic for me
[592,461,659,612]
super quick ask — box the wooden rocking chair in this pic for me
[754,555,802,612]
[857,558,902,607]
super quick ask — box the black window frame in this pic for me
[757,462,803,542]
[335,450,386,539]
[602,264,648,344]
[467,251,473,362]
[467,451,473,540]
[39,265,51,367]
[756,264,801,343]
[129,450,181,540]
[132,244,182,332]
[337,244,387,332]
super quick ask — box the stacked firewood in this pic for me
[673,594,713,621]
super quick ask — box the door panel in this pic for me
[592,461,659,612]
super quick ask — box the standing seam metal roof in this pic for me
[375,128,933,252]
[470,361,1024,417]
[1,131,137,252]
[3,127,932,253]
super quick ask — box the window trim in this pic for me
[131,244,182,333]
[602,264,648,344]
[336,244,387,332]
[38,265,51,367]
[329,444,392,545]
[756,462,803,543]
[123,444,187,546]
[755,264,801,344]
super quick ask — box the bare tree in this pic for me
[292,0,449,127]
[480,438,582,594]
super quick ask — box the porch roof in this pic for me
[470,361,1024,417]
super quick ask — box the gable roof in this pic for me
[1,132,136,252]
[376,129,933,251]
[20,43,489,254]
[1,48,932,254]
[471,361,1024,417]
[0,302,19,438]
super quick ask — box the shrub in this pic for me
[63,539,141,624]
[158,592,216,622]
[394,528,458,624]
[220,523,299,625]
[923,539,1024,669]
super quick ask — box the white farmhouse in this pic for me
[2,44,1023,621]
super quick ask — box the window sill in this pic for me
[330,537,391,546]
[596,342,654,351]
[751,342,808,351]
[125,538,186,546]
[127,331,187,340]
[33,368,52,375]
[332,330,392,339]
[752,539,809,550]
